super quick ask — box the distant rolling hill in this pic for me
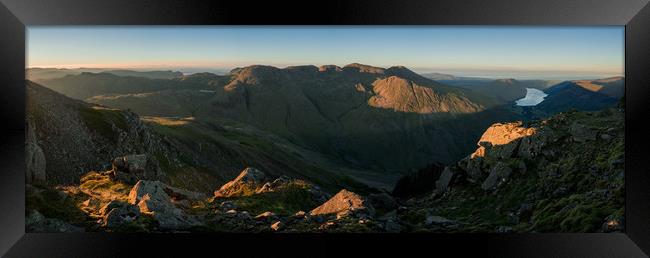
[38,72,218,99]
[509,77,624,120]
[435,78,530,105]
[573,76,624,98]
[27,68,183,82]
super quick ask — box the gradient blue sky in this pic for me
[27,26,624,79]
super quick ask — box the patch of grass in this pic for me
[148,116,376,196]
[79,171,132,199]
[221,130,274,151]
[165,166,222,194]
[222,183,320,216]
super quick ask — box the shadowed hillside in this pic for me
[26,80,376,194]
[40,64,520,174]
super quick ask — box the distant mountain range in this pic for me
[29,64,624,189]
[420,72,489,81]
[27,68,184,82]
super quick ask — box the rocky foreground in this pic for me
[26,107,624,233]
[26,161,389,233]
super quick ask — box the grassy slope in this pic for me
[144,116,377,195]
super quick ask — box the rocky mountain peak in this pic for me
[342,63,386,74]
[369,76,482,114]
[230,65,283,81]
[318,65,342,72]
[385,65,427,81]
[285,65,319,74]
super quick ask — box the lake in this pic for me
[516,88,548,106]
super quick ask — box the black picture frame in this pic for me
[1,0,649,257]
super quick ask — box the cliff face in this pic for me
[26,81,171,184]
[399,108,624,233]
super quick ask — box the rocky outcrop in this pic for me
[471,121,536,159]
[310,189,375,219]
[100,200,141,227]
[128,180,199,229]
[256,175,291,194]
[401,108,624,233]
[26,81,174,185]
[109,154,159,184]
[435,165,464,193]
[213,168,329,203]
[214,167,267,197]
[481,162,513,190]
[453,121,536,185]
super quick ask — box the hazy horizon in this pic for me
[25,65,622,81]
[27,26,624,80]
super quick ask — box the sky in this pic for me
[27,26,624,80]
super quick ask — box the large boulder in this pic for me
[517,136,542,158]
[100,201,141,228]
[128,180,169,205]
[255,211,278,221]
[128,180,199,229]
[458,156,485,182]
[111,154,157,184]
[489,140,522,159]
[476,122,536,148]
[214,167,268,197]
[481,162,513,190]
[310,189,375,218]
[114,154,147,174]
[435,166,464,193]
[254,175,294,194]
[470,122,536,160]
